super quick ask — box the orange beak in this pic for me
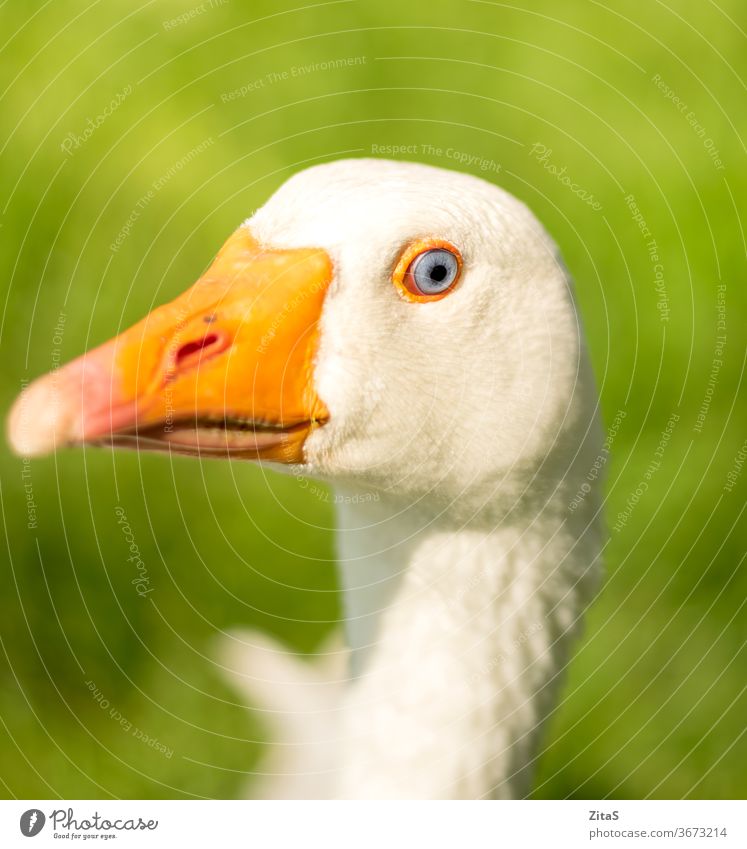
[7,228,333,463]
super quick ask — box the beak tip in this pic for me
[7,373,81,458]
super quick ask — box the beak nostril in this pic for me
[173,333,221,368]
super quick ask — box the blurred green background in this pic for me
[1,0,745,799]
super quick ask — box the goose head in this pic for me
[8,159,597,517]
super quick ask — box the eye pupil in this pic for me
[430,265,447,282]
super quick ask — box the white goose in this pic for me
[8,158,604,799]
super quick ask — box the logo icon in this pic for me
[20,809,45,837]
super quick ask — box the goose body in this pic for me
[8,158,604,799]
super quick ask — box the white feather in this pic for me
[226,158,604,799]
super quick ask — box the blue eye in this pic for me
[406,248,460,296]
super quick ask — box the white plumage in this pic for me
[222,159,604,799]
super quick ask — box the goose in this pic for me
[8,158,604,799]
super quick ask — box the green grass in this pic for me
[1,0,745,799]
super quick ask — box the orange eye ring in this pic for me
[392,238,463,302]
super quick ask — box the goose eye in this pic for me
[393,239,463,301]
[407,249,459,295]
